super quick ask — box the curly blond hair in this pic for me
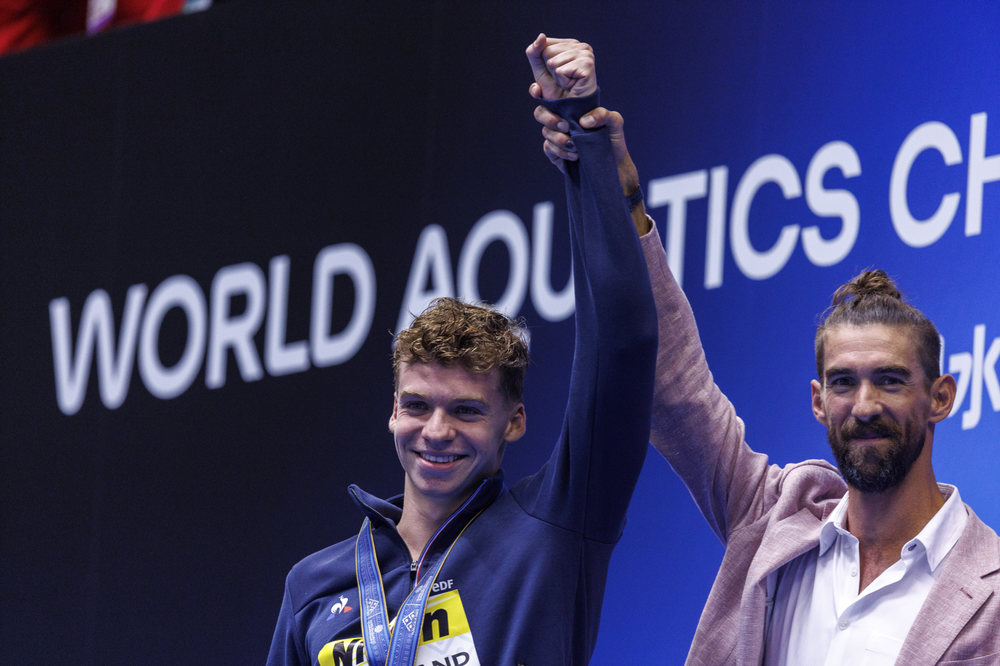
[393,298,529,403]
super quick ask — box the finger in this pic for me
[533,104,570,132]
[579,106,616,129]
[605,110,628,163]
[543,138,579,163]
[554,58,595,82]
[524,33,551,83]
[545,44,594,70]
[606,110,625,133]
[542,125,575,152]
[536,36,581,47]
[544,43,594,72]
[542,140,560,165]
[524,32,546,59]
[543,143,568,176]
[540,38,590,61]
[546,45,597,96]
[543,142,573,175]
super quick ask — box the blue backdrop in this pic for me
[1,2,997,663]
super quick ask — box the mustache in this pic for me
[839,418,902,440]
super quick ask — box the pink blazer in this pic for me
[640,225,1000,665]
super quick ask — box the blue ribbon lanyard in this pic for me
[354,489,487,666]
[355,518,391,663]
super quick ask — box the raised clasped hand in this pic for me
[525,33,597,100]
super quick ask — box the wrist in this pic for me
[538,90,601,129]
[626,186,644,213]
[618,153,640,196]
[625,184,650,235]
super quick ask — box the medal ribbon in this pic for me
[355,517,391,662]
[355,482,488,666]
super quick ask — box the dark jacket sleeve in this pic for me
[514,91,658,543]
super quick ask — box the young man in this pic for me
[265,35,657,666]
[536,91,1000,664]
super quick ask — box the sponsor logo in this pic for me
[326,595,354,621]
[400,609,419,633]
[945,324,1000,430]
[318,589,481,666]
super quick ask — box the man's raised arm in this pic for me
[517,34,657,543]
[531,87,773,542]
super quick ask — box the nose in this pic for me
[851,381,883,422]
[423,408,455,444]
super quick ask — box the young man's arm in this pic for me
[531,87,775,541]
[517,35,657,541]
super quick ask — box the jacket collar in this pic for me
[895,505,1000,664]
[348,472,505,534]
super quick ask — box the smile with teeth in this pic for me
[418,452,465,464]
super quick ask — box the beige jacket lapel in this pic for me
[895,507,1000,665]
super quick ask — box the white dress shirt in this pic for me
[763,484,968,666]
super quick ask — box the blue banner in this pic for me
[1,2,997,663]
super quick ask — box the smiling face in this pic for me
[811,323,954,493]
[389,361,526,518]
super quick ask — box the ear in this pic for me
[811,379,829,426]
[503,403,527,443]
[929,374,957,424]
[388,392,398,433]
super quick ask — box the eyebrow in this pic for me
[398,390,489,405]
[876,365,912,377]
[824,365,913,379]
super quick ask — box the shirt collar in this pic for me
[818,494,849,556]
[915,484,967,570]
[818,483,967,570]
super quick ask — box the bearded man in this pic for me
[535,85,1000,664]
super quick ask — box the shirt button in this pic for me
[850,567,858,577]
[839,620,849,630]
[907,544,917,552]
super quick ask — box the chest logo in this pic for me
[326,595,354,621]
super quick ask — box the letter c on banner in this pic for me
[889,121,962,248]
[730,154,801,280]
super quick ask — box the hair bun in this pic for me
[831,269,902,307]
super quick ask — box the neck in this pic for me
[396,493,464,562]
[844,456,943,590]
[846,477,944,548]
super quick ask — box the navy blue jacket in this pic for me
[266,92,657,666]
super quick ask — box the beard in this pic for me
[827,415,925,493]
